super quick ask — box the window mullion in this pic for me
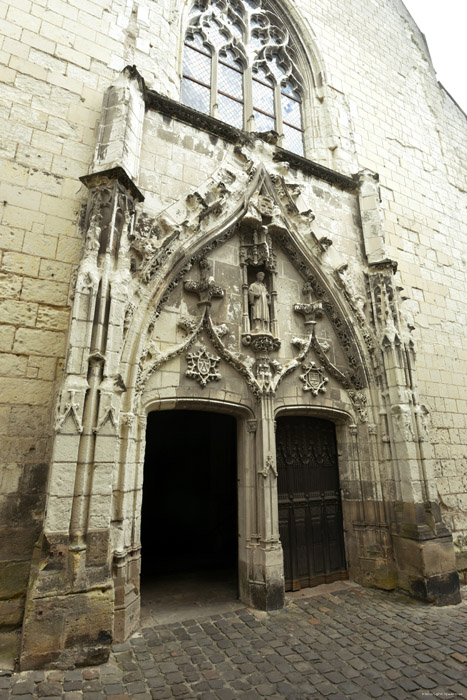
[244,66,254,131]
[274,83,284,145]
[211,50,219,118]
[181,2,305,155]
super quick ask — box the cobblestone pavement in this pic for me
[2,583,467,700]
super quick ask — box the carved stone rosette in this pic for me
[299,362,329,395]
[186,346,221,387]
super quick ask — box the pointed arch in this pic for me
[178,0,330,156]
[175,0,341,166]
[121,163,373,416]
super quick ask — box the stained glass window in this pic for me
[181,78,211,115]
[181,0,305,156]
[281,79,304,155]
[182,33,212,115]
[252,69,275,132]
[218,93,244,129]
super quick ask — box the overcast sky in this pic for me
[401,0,467,113]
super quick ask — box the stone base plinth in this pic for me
[393,534,461,606]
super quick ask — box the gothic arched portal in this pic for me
[19,61,460,671]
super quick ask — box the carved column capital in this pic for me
[80,166,144,204]
[293,302,323,325]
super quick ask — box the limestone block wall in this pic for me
[306,0,467,560]
[0,0,466,640]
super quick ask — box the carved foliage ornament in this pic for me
[242,332,281,354]
[129,226,180,284]
[348,390,368,423]
[186,345,221,387]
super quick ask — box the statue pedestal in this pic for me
[241,332,281,354]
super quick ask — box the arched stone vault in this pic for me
[19,66,460,671]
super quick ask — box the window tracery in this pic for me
[181,0,305,156]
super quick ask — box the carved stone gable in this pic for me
[131,167,374,409]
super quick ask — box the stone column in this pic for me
[238,418,257,604]
[112,412,145,643]
[248,394,284,610]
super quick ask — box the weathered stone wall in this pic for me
[1,0,466,650]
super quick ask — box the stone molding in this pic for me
[125,64,359,192]
[80,166,145,204]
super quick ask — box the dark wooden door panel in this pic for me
[277,416,347,591]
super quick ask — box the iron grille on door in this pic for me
[277,416,347,591]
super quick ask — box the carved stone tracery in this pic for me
[80,169,142,258]
[186,0,304,115]
[277,230,367,391]
[240,226,277,271]
[135,171,373,406]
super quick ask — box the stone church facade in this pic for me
[0,0,466,670]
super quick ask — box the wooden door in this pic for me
[277,416,347,591]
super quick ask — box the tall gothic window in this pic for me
[181,0,305,156]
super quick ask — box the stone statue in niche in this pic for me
[248,271,270,332]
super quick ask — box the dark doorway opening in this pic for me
[140,410,238,620]
[277,415,347,591]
